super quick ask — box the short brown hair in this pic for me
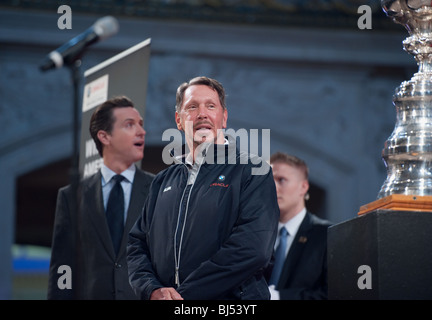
[270,152,309,180]
[175,76,226,112]
[89,96,135,157]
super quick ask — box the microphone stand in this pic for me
[68,59,82,299]
[69,59,81,188]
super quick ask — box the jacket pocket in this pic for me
[238,275,270,300]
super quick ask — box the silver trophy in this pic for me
[378,0,432,198]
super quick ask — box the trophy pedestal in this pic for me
[358,195,432,215]
[328,209,432,300]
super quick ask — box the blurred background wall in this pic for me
[0,0,414,299]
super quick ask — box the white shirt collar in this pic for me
[279,207,307,237]
[101,163,136,186]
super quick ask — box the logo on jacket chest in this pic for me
[210,175,229,188]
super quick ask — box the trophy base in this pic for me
[358,194,432,216]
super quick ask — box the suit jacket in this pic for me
[276,211,332,300]
[47,168,154,300]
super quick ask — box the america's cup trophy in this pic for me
[360,0,432,214]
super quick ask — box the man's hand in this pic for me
[150,287,184,300]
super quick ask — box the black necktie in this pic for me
[106,175,125,255]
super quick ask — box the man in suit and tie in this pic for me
[268,152,332,300]
[47,96,154,299]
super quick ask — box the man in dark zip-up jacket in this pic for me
[127,76,279,300]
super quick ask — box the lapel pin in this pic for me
[298,236,307,243]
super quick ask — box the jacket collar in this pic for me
[170,134,237,166]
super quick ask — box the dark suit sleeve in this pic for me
[47,186,77,299]
[278,249,328,300]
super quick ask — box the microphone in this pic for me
[39,16,119,71]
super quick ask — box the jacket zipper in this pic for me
[173,161,203,288]
[174,183,191,288]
